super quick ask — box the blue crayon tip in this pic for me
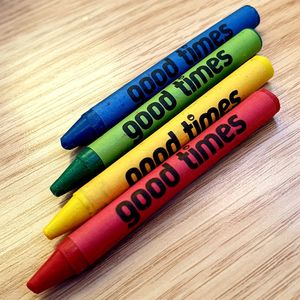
[61,110,105,149]
[61,117,89,150]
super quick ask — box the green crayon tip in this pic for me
[50,147,104,197]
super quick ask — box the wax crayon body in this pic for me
[45,55,274,239]
[61,5,260,150]
[51,29,262,196]
[28,89,280,293]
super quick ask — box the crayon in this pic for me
[28,89,280,293]
[51,29,262,196]
[44,55,274,239]
[61,5,260,150]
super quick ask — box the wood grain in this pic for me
[1,0,300,299]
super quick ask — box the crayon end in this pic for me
[50,157,91,197]
[259,88,280,112]
[27,250,74,293]
[50,180,66,197]
[26,279,38,294]
[243,5,260,27]
[51,147,104,197]
[60,134,76,150]
[246,28,262,49]
[253,55,274,78]
[61,111,105,149]
[44,195,92,239]
[61,117,94,150]
[43,225,57,240]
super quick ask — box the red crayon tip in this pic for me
[27,250,74,294]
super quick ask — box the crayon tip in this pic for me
[60,118,90,150]
[44,195,92,239]
[50,158,87,196]
[27,249,74,293]
[51,147,104,197]
[61,110,105,149]
[60,134,76,150]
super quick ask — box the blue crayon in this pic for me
[61,5,260,149]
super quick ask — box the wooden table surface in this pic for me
[1,0,300,299]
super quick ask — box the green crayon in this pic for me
[51,29,262,196]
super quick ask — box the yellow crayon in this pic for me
[44,55,274,239]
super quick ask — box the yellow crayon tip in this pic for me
[44,195,92,239]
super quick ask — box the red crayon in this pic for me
[27,89,280,293]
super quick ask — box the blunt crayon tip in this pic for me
[60,118,90,150]
[44,195,92,239]
[60,134,76,150]
[27,250,74,293]
[50,147,104,197]
[61,110,106,149]
[50,158,88,196]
